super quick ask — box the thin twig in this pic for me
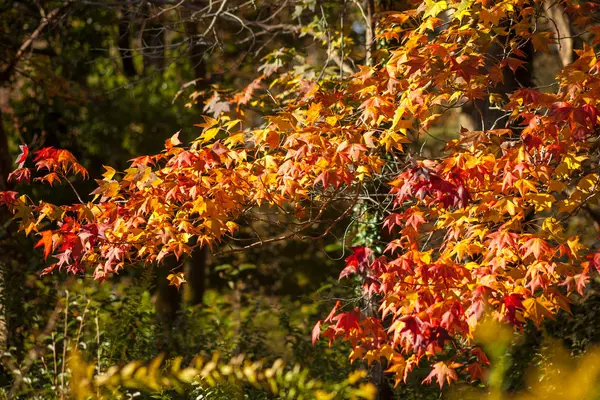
[60,290,69,400]
[75,299,91,347]
[95,310,101,398]
[202,0,228,37]
[62,174,86,204]
[0,1,74,82]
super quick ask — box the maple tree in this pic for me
[3,0,600,392]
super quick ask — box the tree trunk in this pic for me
[545,3,573,68]
[0,105,11,352]
[460,24,534,131]
[362,3,393,398]
[365,0,375,67]
[141,6,166,73]
[155,260,183,323]
[0,2,73,359]
[118,6,138,78]
[0,109,11,193]
[185,245,207,305]
[182,5,210,306]
[155,5,211,318]
[184,16,208,87]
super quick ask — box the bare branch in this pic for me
[0,1,74,83]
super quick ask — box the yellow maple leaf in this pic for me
[523,297,554,327]
[306,102,322,125]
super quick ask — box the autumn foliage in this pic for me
[3,0,600,390]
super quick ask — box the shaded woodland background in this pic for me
[1,0,600,399]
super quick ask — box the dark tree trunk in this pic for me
[185,245,207,305]
[460,22,534,131]
[184,19,208,88]
[0,106,11,352]
[361,2,395,397]
[118,7,138,78]
[182,5,210,306]
[155,260,183,323]
[0,108,11,193]
[155,5,211,318]
[141,9,166,72]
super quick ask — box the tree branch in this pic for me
[0,1,73,84]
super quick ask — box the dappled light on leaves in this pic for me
[3,0,600,391]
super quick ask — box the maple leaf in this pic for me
[34,230,55,260]
[530,31,556,53]
[383,213,404,233]
[165,132,182,150]
[166,272,186,291]
[465,362,485,383]
[520,237,552,260]
[514,178,537,197]
[405,211,426,231]
[567,236,584,258]
[325,300,341,323]
[69,161,89,179]
[90,181,116,202]
[0,191,19,206]
[422,0,448,19]
[503,293,524,325]
[33,147,59,171]
[312,320,322,345]
[422,361,461,389]
[7,168,31,184]
[487,230,519,254]
[385,354,407,387]
[587,252,600,273]
[479,7,504,27]
[298,79,318,100]
[15,144,29,168]
[233,76,262,105]
[523,298,554,327]
[562,273,589,296]
[364,349,383,366]
[397,315,426,347]
[340,246,373,279]
[35,172,61,186]
[359,96,393,123]
[203,91,231,117]
[353,65,374,83]
[102,165,116,180]
[502,171,517,192]
[472,347,489,365]
[332,311,360,333]
[500,57,527,74]
[305,102,322,125]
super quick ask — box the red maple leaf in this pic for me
[383,213,404,233]
[15,144,29,168]
[312,320,322,345]
[0,191,19,205]
[503,293,524,325]
[405,211,426,231]
[332,309,361,333]
[340,246,373,279]
[34,230,54,260]
[7,168,31,184]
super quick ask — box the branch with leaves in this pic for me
[3,0,600,391]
